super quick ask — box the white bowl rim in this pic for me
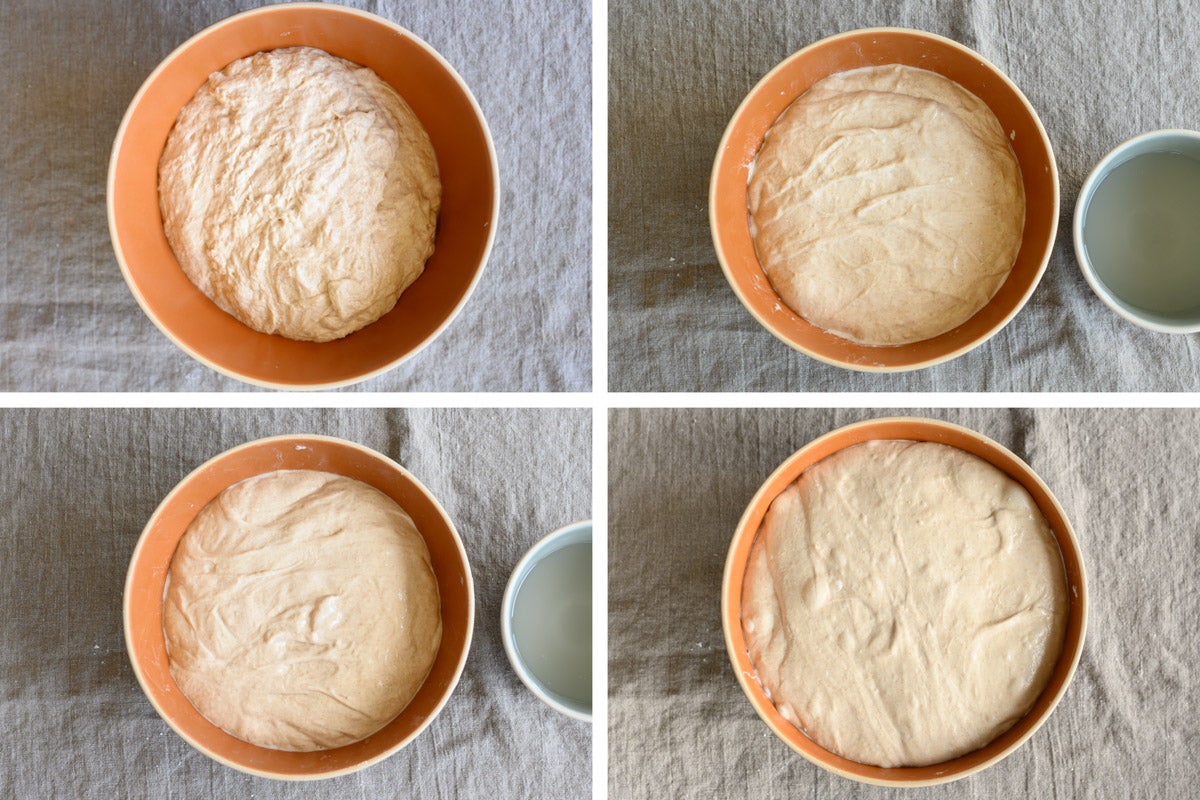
[500,519,593,723]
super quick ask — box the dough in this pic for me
[742,441,1067,768]
[164,470,442,752]
[158,47,441,342]
[748,65,1025,345]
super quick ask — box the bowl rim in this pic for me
[106,2,501,391]
[499,519,593,722]
[708,26,1061,372]
[1072,127,1200,334]
[122,433,476,780]
[720,416,1089,786]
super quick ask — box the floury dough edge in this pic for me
[158,47,441,343]
[742,441,1067,768]
[164,470,442,752]
[748,65,1026,345]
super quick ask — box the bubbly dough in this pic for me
[748,65,1025,345]
[159,47,441,342]
[164,470,442,752]
[743,441,1067,768]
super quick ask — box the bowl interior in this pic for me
[501,522,593,719]
[109,4,497,388]
[125,436,473,778]
[711,29,1058,371]
[722,418,1086,785]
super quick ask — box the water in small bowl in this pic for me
[1082,150,1200,318]
[510,542,592,708]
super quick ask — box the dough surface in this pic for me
[164,470,442,752]
[159,47,441,342]
[748,64,1025,345]
[742,441,1067,768]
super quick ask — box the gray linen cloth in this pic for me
[0,0,591,392]
[609,408,1199,798]
[609,0,1200,391]
[0,408,591,798]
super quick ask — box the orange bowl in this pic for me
[721,417,1087,786]
[124,434,474,779]
[710,28,1059,372]
[108,3,499,389]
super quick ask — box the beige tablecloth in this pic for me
[0,0,591,392]
[609,0,1200,391]
[0,408,591,798]
[609,408,1199,798]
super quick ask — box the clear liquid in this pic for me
[510,542,592,706]
[1083,151,1200,317]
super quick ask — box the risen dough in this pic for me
[748,65,1025,345]
[159,47,441,342]
[164,470,442,752]
[743,441,1066,768]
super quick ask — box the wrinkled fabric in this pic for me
[0,408,591,798]
[609,0,1200,391]
[0,0,591,391]
[609,408,1200,797]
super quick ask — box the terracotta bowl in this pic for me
[108,3,499,389]
[721,417,1087,786]
[124,434,474,780]
[710,28,1059,372]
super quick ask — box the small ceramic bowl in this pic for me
[1074,129,1200,332]
[500,520,592,722]
[124,434,474,780]
[108,3,499,389]
[721,417,1087,786]
[710,28,1059,372]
